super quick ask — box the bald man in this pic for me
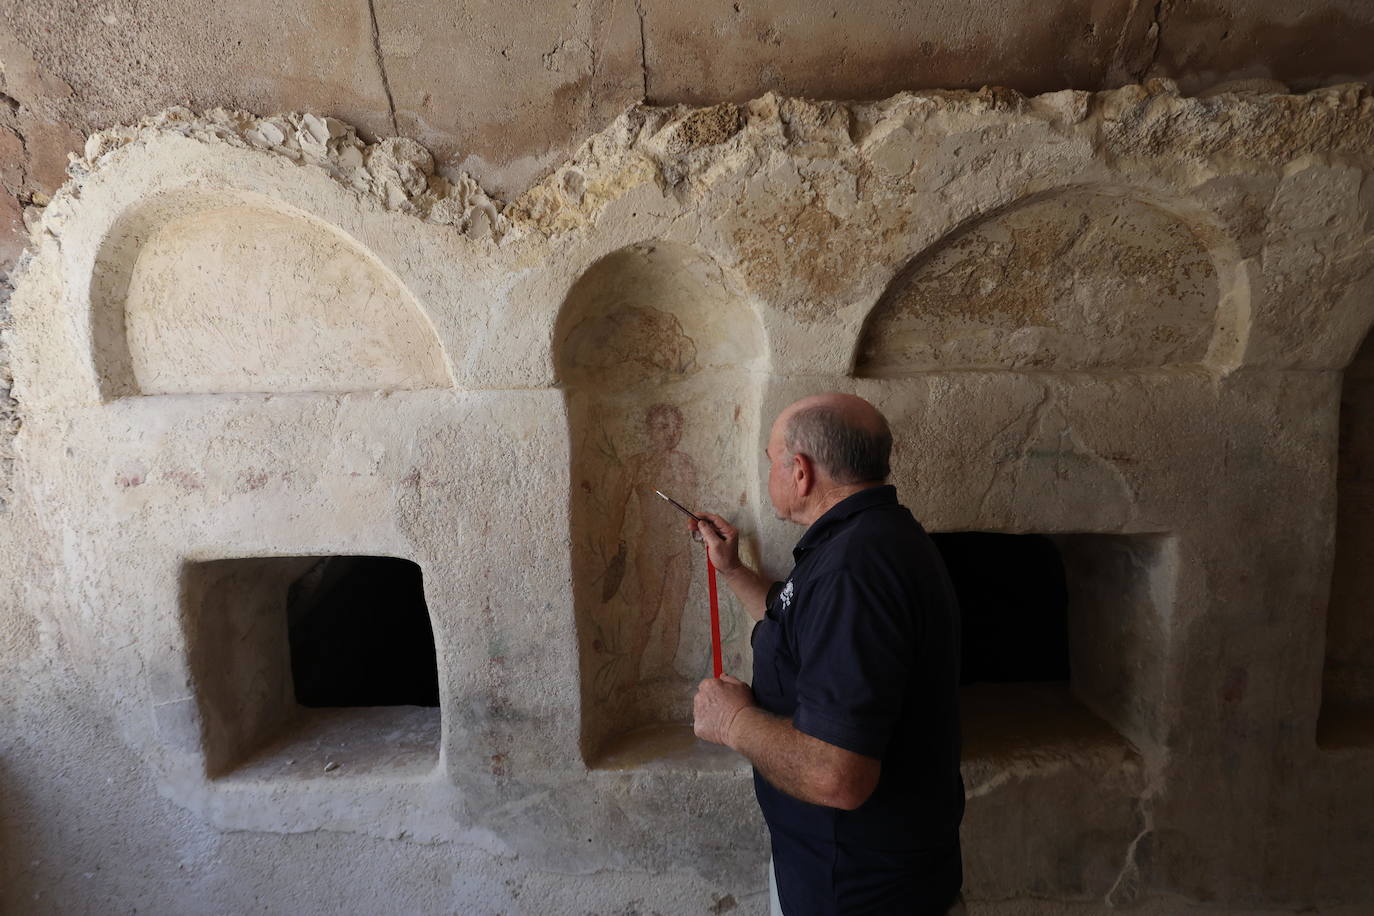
[691,393,964,916]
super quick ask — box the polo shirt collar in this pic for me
[793,484,897,558]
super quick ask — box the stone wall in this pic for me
[0,267,18,510]
[4,1,1374,247]
[5,2,1374,651]
[4,84,1374,913]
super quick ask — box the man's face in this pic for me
[765,414,798,523]
[647,407,681,451]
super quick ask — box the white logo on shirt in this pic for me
[779,580,794,610]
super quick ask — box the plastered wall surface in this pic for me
[4,83,1374,914]
[5,1,1374,266]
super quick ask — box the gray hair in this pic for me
[783,405,892,484]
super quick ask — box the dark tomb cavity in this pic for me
[286,556,440,707]
[1320,329,1374,747]
[932,533,1071,686]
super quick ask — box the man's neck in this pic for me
[796,481,881,527]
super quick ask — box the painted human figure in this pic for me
[605,403,699,683]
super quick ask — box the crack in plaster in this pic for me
[973,383,1052,522]
[1105,808,1154,906]
[1110,0,1172,84]
[1141,0,1172,82]
[0,272,18,511]
[1059,405,1140,529]
[587,1,608,123]
[0,82,26,513]
[634,0,649,102]
[1109,0,1146,80]
[365,0,400,137]
[1105,731,1170,908]
[971,378,1141,530]
[1,97,30,189]
[7,142,29,194]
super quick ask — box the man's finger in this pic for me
[720,674,745,686]
[701,511,734,535]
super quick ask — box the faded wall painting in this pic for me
[557,241,764,763]
[856,189,1221,375]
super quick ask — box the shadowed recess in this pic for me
[934,532,1071,685]
[1319,330,1374,749]
[932,532,1174,758]
[556,241,763,768]
[288,557,439,708]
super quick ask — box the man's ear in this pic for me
[792,452,815,497]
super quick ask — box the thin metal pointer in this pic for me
[654,489,722,540]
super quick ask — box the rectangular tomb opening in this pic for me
[1319,330,1374,749]
[181,556,440,781]
[933,532,1171,759]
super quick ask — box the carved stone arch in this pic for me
[89,189,454,398]
[853,185,1246,376]
[555,240,766,767]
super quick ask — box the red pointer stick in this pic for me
[706,557,723,678]
[654,490,725,678]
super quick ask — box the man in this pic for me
[690,393,964,916]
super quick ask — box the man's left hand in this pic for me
[693,675,754,748]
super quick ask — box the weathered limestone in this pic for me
[5,82,1374,912]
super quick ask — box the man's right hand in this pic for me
[689,512,741,575]
[688,511,771,621]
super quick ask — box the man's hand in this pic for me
[685,509,771,621]
[689,512,741,575]
[693,674,754,747]
[696,678,883,809]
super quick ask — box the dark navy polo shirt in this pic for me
[751,485,964,915]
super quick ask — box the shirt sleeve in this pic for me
[790,569,916,759]
[752,581,786,648]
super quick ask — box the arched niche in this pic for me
[1319,329,1374,748]
[90,191,452,397]
[556,241,765,767]
[854,188,1224,376]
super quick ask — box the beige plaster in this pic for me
[123,201,450,395]
[5,83,1374,912]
